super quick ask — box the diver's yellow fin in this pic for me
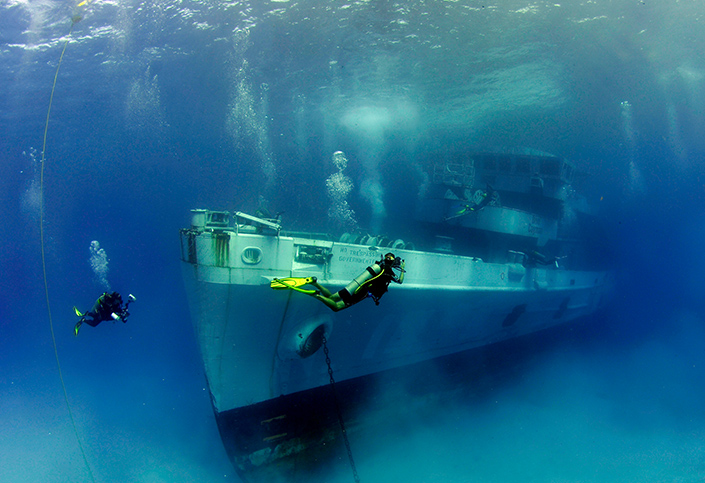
[73,306,84,317]
[270,277,314,289]
[270,277,318,294]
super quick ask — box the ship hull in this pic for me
[180,226,612,481]
[210,310,610,483]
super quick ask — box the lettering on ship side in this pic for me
[336,247,380,264]
[338,256,375,263]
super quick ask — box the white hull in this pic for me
[181,229,612,414]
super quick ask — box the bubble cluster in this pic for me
[20,148,41,218]
[226,56,276,197]
[332,150,348,171]
[621,101,644,195]
[326,151,357,229]
[89,240,111,291]
[125,65,167,134]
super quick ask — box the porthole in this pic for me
[241,246,263,265]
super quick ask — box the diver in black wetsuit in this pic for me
[305,253,405,312]
[444,185,498,221]
[74,292,136,336]
[271,253,405,312]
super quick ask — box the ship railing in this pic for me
[233,211,281,235]
[283,231,333,241]
[189,209,282,236]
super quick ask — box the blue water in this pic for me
[2,1,705,481]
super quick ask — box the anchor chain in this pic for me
[322,335,361,483]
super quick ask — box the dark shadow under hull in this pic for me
[214,309,613,483]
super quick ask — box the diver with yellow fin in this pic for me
[271,253,404,312]
[444,184,498,221]
[74,292,136,336]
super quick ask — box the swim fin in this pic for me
[73,306,84,317]
[74,321,82,336]
[270,277,318,294]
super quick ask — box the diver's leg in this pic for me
[307,279,334,297]
[303,280,346,311]
[83,314,101,327]
[311,292,346,312]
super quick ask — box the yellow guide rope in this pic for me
[39,16,96,483]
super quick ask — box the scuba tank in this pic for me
[342,262,384,298]
[338,253,404,306]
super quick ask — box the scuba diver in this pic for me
[444,184,498,221]
[271,253,405,312]
[74,292,136,336]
